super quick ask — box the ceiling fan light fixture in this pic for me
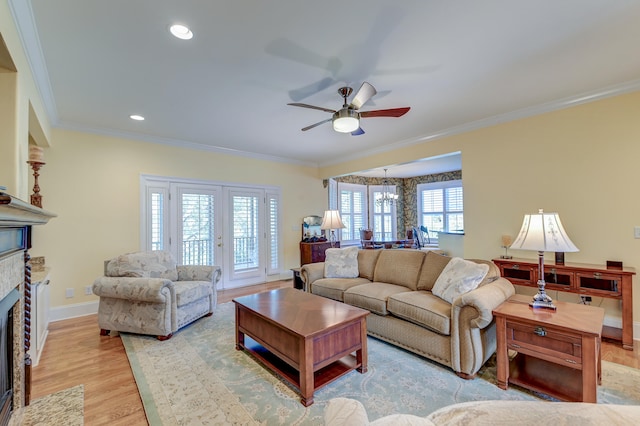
[332,109,359,133]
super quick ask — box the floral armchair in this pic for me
[92,250,221,340]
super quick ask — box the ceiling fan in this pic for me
[287,82,410,135]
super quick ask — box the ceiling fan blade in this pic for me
[351,127,365,136]
[301,118,332,131]
[360,107,410,118]
[349,82,377,110]
[288,103,336,113]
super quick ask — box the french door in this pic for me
[141,176,280,289]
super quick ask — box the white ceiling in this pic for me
[10,1,640,175]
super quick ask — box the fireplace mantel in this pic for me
[0,192,56,226]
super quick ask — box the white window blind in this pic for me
[368,185,397,240]
[266,191,280,274]
[338,182,367,244]
[180,192,215,265]
[232,194,259,271]
[417,180,463,241]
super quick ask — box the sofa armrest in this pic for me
[92,277,174,303]
[177,265,222,286]
[300,262,325,292]
[453,277,515,329]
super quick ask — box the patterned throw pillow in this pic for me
[431,257,489,303]
[324,246,360,278]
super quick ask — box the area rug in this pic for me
[122,302,640,425]
[9,385,84,426]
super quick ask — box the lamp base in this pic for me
[529,291,557,310]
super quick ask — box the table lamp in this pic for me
[510,209,579,310]
[320,210,345,247]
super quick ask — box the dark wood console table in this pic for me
[493,258,636,350]
[300,241,338,265]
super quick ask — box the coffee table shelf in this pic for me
[243,337,358,391]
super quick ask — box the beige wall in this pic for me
[31,129,327,307]
[321,91,640,328]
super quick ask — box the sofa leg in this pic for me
[456,371,476,380]
[99,329,110,336]
[157,333,173,341]
[205,312,213,317]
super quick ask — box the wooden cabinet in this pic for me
[300,241,338,265]
[493,258,636,350]
[493,295,604,402]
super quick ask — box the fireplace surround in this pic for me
[0,192,55,424]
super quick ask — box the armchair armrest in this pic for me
[177,265,222,286]
[453,277,515,329]
[300,262,325,291]
[92,277,174,303]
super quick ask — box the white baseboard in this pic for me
[49,300,99,322]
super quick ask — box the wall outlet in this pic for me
[65,288,74,298]
[84,285,93,295]
[635,226,640,239]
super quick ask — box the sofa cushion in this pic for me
[344,283,410,316]
[175,281,212,307]
[417,251,452,291]
[387,291,451,335]
[106,250,179,281]
[311,277,371,302]
[357,249,382,280]
[324,246,360,278]
[466,259,500,286]
[432,257,489,303]
[373,250,426,291]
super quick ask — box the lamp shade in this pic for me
[510,209,579,252]
[320,210,346,230]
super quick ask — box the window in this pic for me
[417,180,463,242]
[337,182,367,245]
[368,185,397,241]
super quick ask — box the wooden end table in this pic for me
[493,294,604,402]
[233,288,369,406]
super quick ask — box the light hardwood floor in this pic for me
[31,280,640,425]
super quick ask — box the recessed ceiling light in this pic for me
[130,115,145,121]
[169,24,193,40]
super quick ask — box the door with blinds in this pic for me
[141,176,280,290]
[172,184,222,270]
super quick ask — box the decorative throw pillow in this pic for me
[431,257,489,303]
[324,246,359,278]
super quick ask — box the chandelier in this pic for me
[376,169,399,206]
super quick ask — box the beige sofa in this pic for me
[300,249,514,378]
[324,397,640,425]
[92,250,221,340]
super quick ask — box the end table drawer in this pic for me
[507,322,582,366]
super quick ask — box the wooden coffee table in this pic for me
[233,288,369,406]
[493,294,604,402]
